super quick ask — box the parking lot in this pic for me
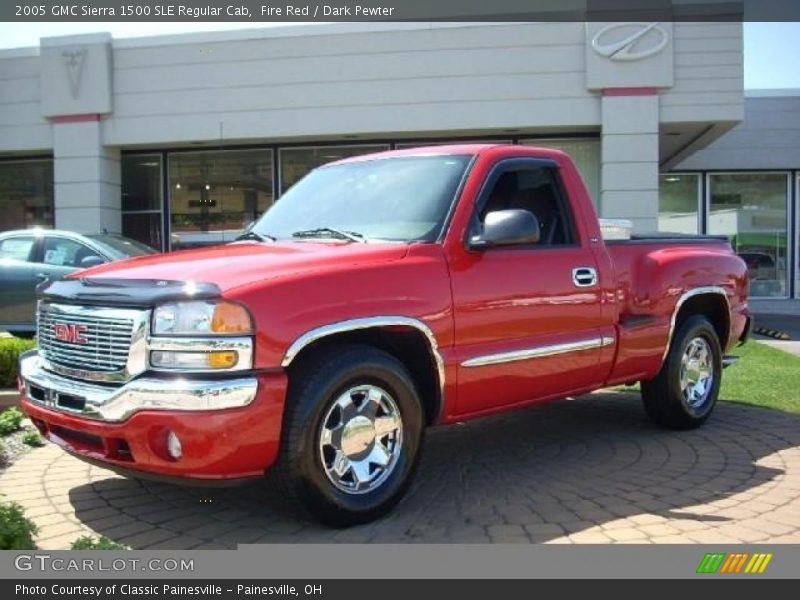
[2,391,800,549]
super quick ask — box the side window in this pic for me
[477,165,577,246]
[42,237,98,268]
[0,236,35,262]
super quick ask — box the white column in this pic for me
[52,118,121,233]
[600,92,660,233]
[40,33,118,233]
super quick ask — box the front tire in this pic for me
[274,345,424,526]
[642,315,722,430]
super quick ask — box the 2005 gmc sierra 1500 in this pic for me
[18,144,751,525]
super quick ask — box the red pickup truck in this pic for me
[19,144,750,525]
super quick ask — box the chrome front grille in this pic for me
[37,303,149,382]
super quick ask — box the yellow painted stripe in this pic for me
[734,553,750,573]
[758,554,773,574]
[744,554,759,573]
[750,554,766,574]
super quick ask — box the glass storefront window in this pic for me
[169,150,273,250]
[658,174,700,234]
[0,159,54,231]
[521,139,601,208]
[279,145,389,194]
[121,154,163,250]
[709,173,789,298]
[796,174,800,300]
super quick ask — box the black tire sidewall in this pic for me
[665,316,723,423]
[288,348,424,524]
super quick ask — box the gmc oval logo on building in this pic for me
[52,323,88,345]
[592,22,669,62]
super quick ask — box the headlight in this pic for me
[149,301,254,372]
[153,301,253,336]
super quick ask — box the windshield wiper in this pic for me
[291,227,366,243]
[235,230,276,242]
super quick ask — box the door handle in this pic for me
[572,267,598,287]
[35,273,49,281]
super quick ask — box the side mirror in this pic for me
[79,255,105,268]
[471,209,541,248]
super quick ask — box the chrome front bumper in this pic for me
[19,351,258,423]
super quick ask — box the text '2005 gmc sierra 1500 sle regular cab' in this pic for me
[19,145,751,525]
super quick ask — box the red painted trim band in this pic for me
[50,114,101,124]
[602,87,658,97]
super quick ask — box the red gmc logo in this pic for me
[52,323,88,345]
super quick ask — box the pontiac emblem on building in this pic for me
[62,47,87,99]
[592,22,668,61]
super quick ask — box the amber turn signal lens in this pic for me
[206,351,238,369]
[210,302,253,334]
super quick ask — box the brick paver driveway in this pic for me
[3,391,800,549]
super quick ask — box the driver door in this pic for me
[450,158,607,416]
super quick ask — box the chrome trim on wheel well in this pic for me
[661,286,730,362]
[281,317,446,423]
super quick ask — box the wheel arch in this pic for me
[664,287,730,361]
[281,317,445,426]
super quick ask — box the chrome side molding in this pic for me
[462,336,615,368]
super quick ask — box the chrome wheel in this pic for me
[318,384,403,495]
[680,337,714,409]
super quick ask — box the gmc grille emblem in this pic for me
[52,323,89,345]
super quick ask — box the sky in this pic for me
[0,21,798,90]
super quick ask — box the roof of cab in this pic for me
[325,143,568,166]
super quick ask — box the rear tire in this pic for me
[642,315,722,430]
[274,344,424,526]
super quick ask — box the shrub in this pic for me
[22,430,43,447]
[0,501,38,550]
[0,407,25,436]
[0,336,36,388]
[70,535,130,550]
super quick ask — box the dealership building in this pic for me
[0,22,797,304]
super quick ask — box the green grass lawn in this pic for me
[614,341,800,414]
[718,341,800,413]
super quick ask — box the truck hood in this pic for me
[72,241,410,293]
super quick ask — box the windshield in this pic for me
[250,154,472,242]
[86,234,157,258]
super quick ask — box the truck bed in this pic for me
[602,234,746,386]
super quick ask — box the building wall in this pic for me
[662,22,743,124]
[107,23,600,146]
[0,21,745,236]
[0,50,51,153]
[675,93,800,170]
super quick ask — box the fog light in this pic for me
[150,350,239,370]
[206,351,238,369]
[167,430,182,460]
